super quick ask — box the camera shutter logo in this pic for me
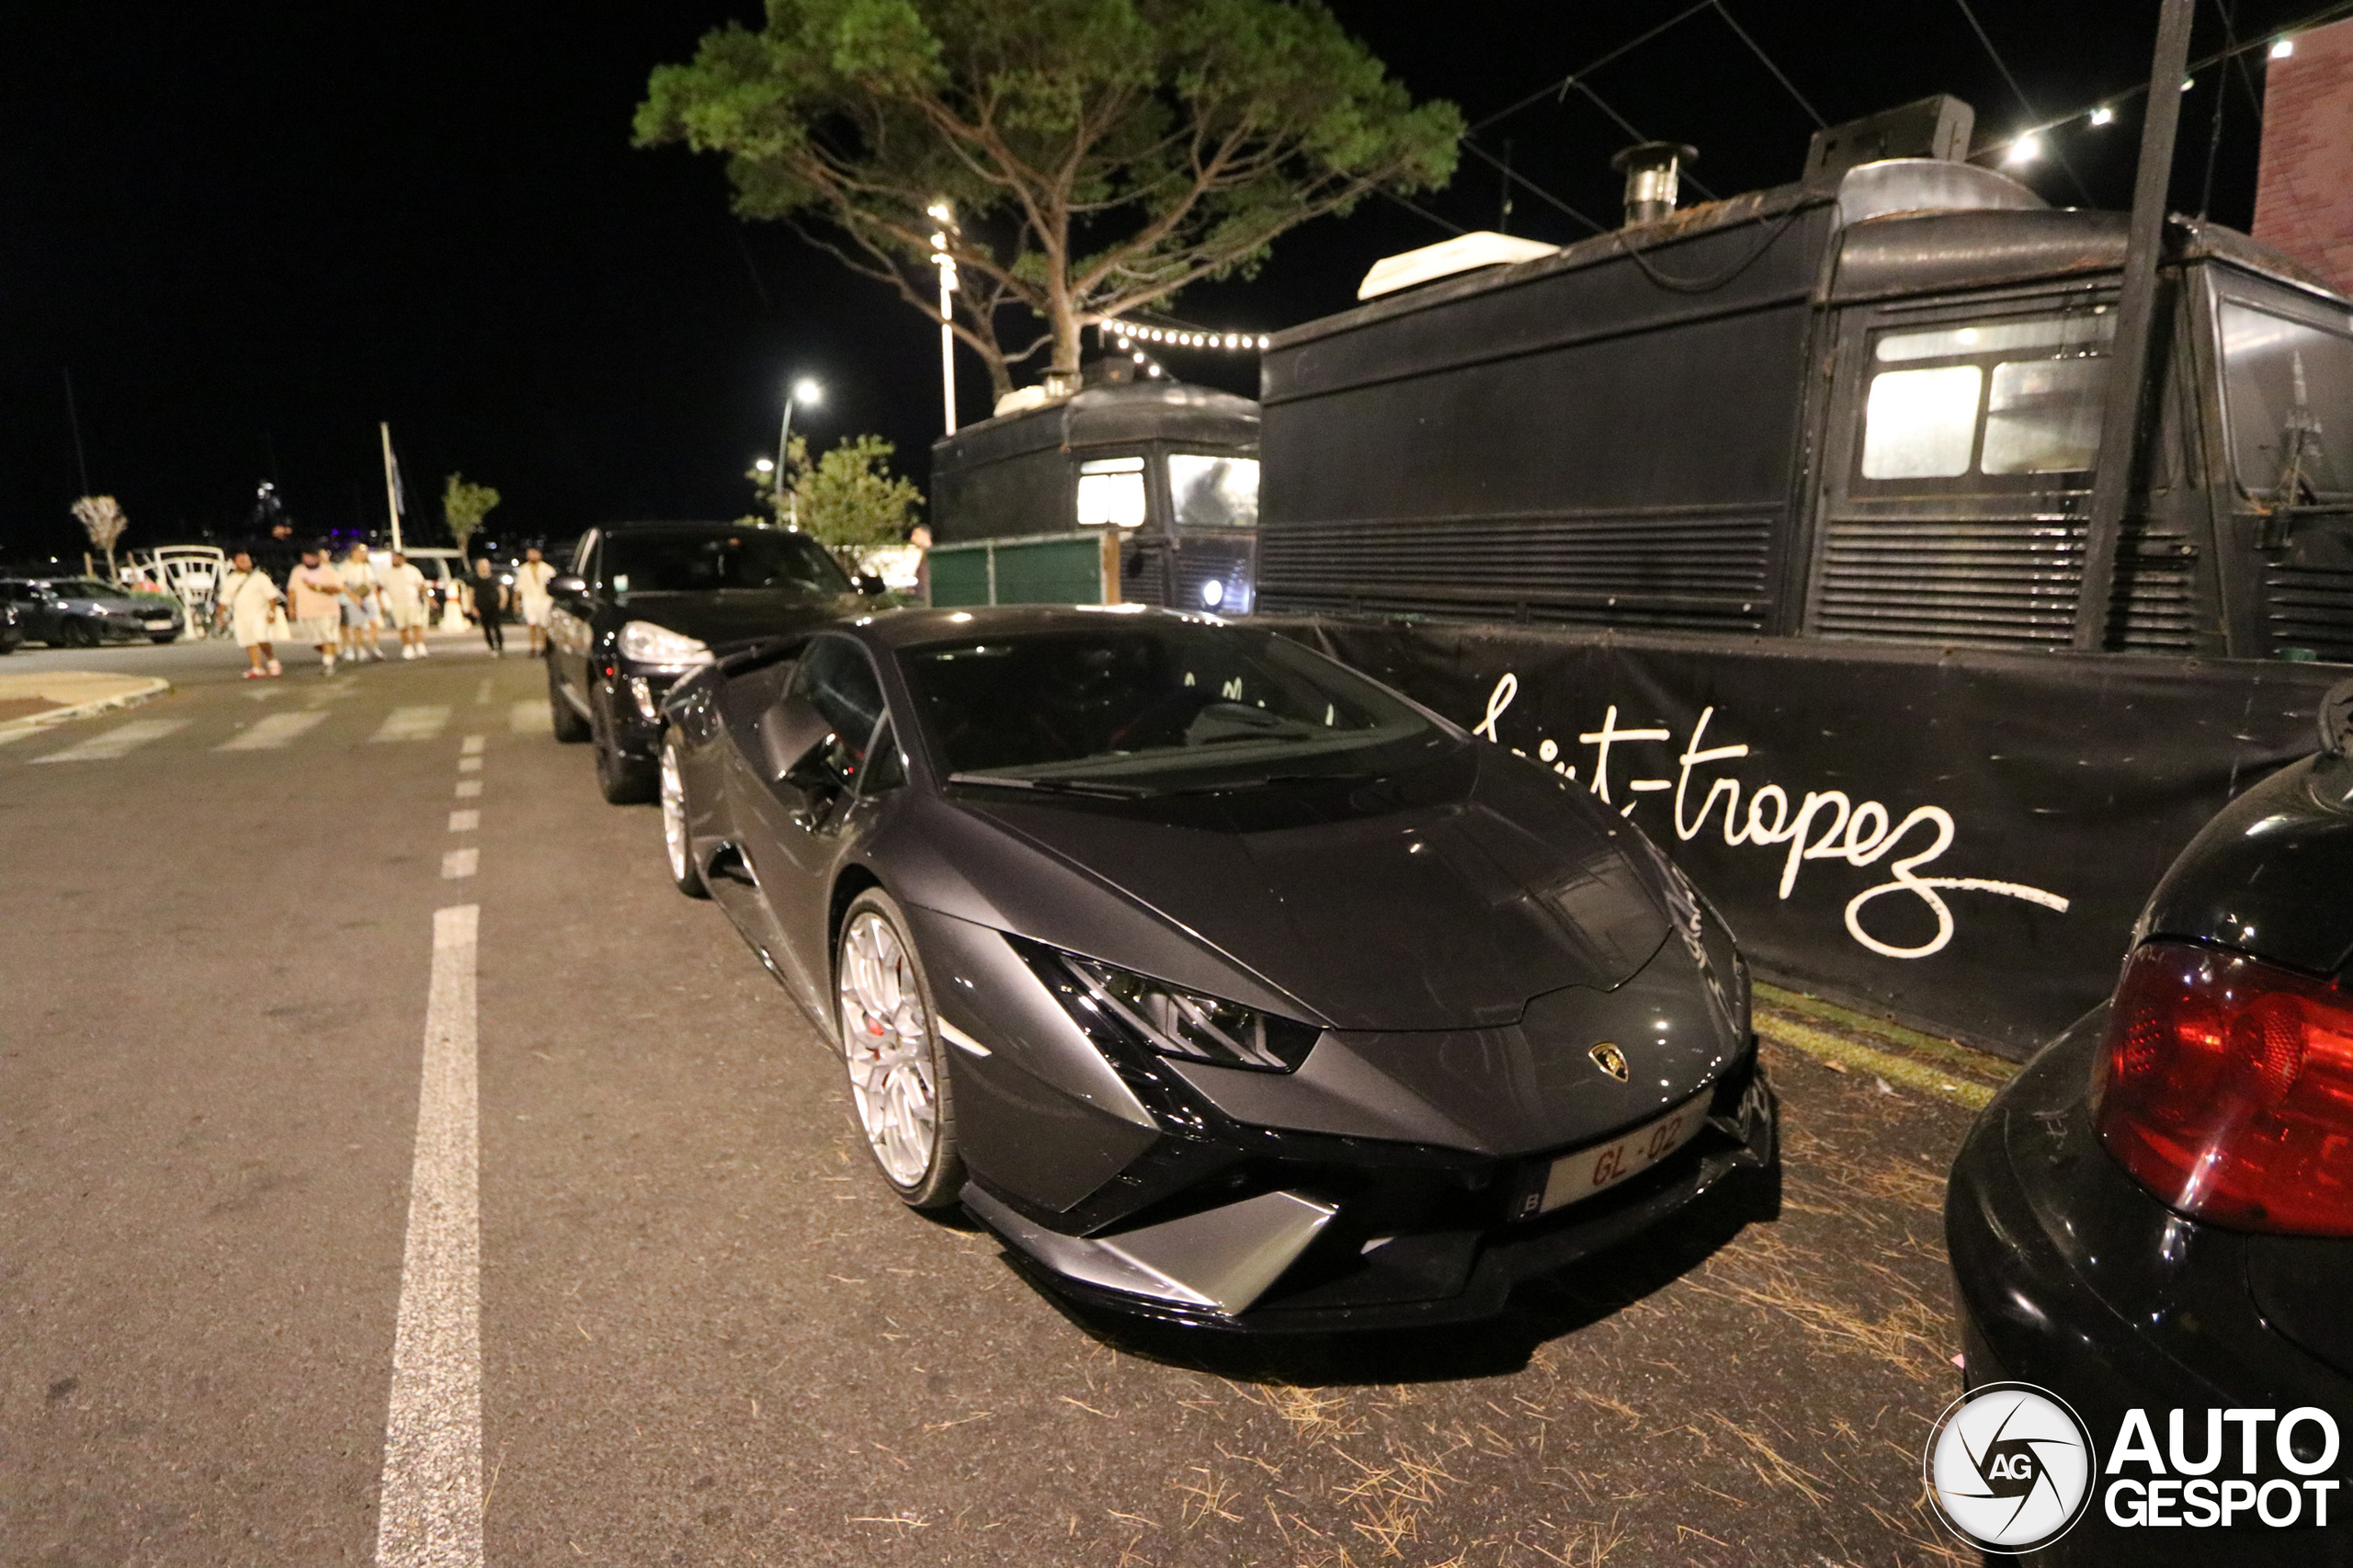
[1924,1382,2095,1552]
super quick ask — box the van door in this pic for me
[1806,290,2213,653]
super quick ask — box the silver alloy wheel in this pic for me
[659,743,689,883]
[836,910,938,1188]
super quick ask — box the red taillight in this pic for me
[2095,941,2353,1235]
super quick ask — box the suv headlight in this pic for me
[1057,952,1319,1073]
[618,620,712,667]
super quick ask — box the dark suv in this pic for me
[546,520,880,801]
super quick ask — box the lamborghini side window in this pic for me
[793,637,887,773]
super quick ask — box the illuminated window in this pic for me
[1860,366,1982,478]
[1167,455,1260,529]
[1075,456,1148,528]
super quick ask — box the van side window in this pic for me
[1858,310,2116,486]
[1075,457,1149,528]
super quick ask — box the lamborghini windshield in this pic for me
[899,620,1449,788]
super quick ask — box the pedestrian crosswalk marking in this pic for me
[217,710,330,751]
[449,810,479,832]
[441,847,478,880]
[508,699,551,736]
[457,756,483,773]
[371,705,453,744]
[30,719,188,763]
[454,779,483,799]
[460,734,485,756]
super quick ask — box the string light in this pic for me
[2270,36,2295,58]
[2006,133,2044,166]
[1098,318,1272,353]
[2089,106,2115,126]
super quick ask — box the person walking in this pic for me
[382,550,433,659]
[215,551,284,678]
[514,546,556,658]
[337,542,389,663]
[287,546,347,675]
[470,558,508,656]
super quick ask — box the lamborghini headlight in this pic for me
[1060,953,1319,1074]
[618,619,713,668]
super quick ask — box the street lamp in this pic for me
[927,200,960,436]
[774,378,823,521]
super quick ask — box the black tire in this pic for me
[60,618,98,649]
[548,663,590,744]
[834,888,965,1210]
[149,633,176,644]
[592,690,656,804]
[658,734,710,899]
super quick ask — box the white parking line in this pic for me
[372,706,454,744]
[440,848,478,880]
[374,903,483,1568]
[216,710,330,751]
[29,719,188,763]
[472,678,492,706]
[453,779,482,800]
[507,699,551,736]
[460,735,485,756]
[456,756,482,774]
[448,810,479,833]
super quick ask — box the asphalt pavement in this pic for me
[3,631,1989,1567]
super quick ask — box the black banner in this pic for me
[1275,619,2342,1058]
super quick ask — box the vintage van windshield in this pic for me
[2221,299,2353,500]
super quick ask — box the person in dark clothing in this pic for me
[471,558,508,655]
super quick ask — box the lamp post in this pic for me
[773,378,822,524]
[927,201,960,436]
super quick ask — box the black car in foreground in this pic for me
[544,520,882,801]
[659,606,1777,1330]
[0,577,183,645]
[1948,684,2353,1563]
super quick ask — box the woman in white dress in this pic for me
[215,551,284,678]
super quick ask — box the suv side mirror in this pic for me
[549,574,588,600]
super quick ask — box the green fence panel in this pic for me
[926,534,1106,608]
[990,535,1103,606]
[928,545,994,608]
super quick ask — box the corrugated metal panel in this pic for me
[1257,508,1775,631]
[2109,539,2200,653]
[1813,517,2084,644]
[2267,562,2353,662]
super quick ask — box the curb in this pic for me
[0,677,174,746]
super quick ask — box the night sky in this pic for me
[0,0,2317,567]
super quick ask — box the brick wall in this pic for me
[2254,16,2353,295]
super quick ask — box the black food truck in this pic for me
[927,361,1262,613]
[1252,97,2353,1052]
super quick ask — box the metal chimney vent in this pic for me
[1610,142,1698,226]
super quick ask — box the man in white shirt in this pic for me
[214,551,283,678]
[514,546,557,658]
[337,543,389,664]
[381,551,433,659]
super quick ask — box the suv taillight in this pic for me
[2096,940,2353,1235]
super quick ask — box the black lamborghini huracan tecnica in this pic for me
[658,606,1777,1330]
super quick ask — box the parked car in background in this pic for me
[545,520,881,802]
[658,606,1777,1330]
[0,599,21,654]
[1947,681,2353,1564]
[0,577,184,645]
[395,547,470,625]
